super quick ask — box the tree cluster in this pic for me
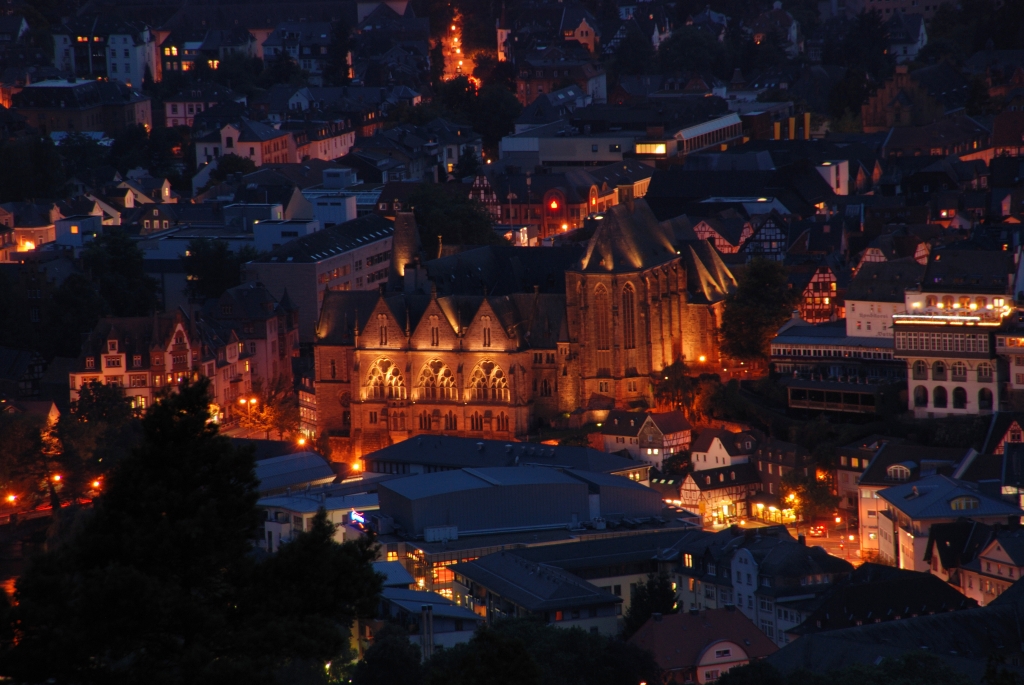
[405,182,504,256]
[0,380,383,683]
[181,237,258,301]
[720,258,800,363]
[237,376,301,441]
[353,618,660,685]
[0,228,157,360]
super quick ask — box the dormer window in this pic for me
[887,464,911,481]
[950,496,979,511]
[133,355,142,368]
[85,357,95,369]
[108,340,118,352]
[175,333,185,345]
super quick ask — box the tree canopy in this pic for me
[1,379,383,683]
[622,573,678,639]
[406,183,504,256]
[82,228,159,317]
[720,258,800,362]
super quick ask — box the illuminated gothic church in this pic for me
[314,200,737,458]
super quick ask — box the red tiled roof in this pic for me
[629,609,778,672]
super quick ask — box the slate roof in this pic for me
[920,246,1014,294]
[373,560,415,588]
[253,213,393,264]
[687,463,760,491]
[509,530,711,575]
[364,435,642,475]
[846,258,925,302]
[649,411,693,436]
[923,518,993,571]
[452,550,621,612]
[381,587,482,620]
[768,599,1024,680]
[691,428,759,457]
[789,563,977,636]
[601,410,649,437]
[254,451,336,494]
[877,475,1024,520]
[860,443,970,487]
[630,608,777,672]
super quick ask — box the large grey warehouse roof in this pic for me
[453,551,621,612]
[509,529,712,574]
[365,435,644,474]
[379,466,581,500]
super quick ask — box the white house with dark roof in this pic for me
[876,475,1024,572]
[690,428,758,471]
[959,529,1024,606]
[600,410,692,466]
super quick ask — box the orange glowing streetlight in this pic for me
[5,495,15,503]
[297,437,307,446]
[52,474,61,482]
[92,480,101,489]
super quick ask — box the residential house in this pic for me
[12,78,151,134]
[675,526,853,646]
[692,214,753,254]
[857,443,972,559]
[262,22,333,85]
[959,529,1024,606]
[875,475,1024,571]
[747,2,801,58]
[886,13,927,63]
[690,428,758,471]
[740,213,790,262]
[52,15,155,87]
[923,517,993,586]
[515,54,607,107]
[600,410,692,467]
[198,282,299,387]
[786,563,977,641]
[164,82,246,128]
[158,28,255,79]
[751,438,811,505]
[835,435,896,512]
[629,608,778,684]
[680,463,762,524]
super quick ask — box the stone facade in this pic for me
[314,201,737,461]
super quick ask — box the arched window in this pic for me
[377,314,388,345]
[932,361,946,380]
[953,386,967,409]
[933,385,948,409]
[418,360,456,400]
[594,285,611,372]
[366,358,405,400]
[444,411,457,431]
[429,315,440,347]
[469,361,510,402]
[958,296,971,309]
[481,315,492,348]
[926,295,938,308]
[390,411,406,430]
[418,410,431,430]
[622,284,636,350]
[978,363,993,382]
[887,464,911,481]
[496,413,510,432]
[976,297,987,310]
[913,360,928,380]
[914,385,928,407]
[941,296,954,309]
[979,388,994,411]
[951,361,967,380]
[470,412,483,431]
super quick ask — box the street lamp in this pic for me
[238,397,257,418]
